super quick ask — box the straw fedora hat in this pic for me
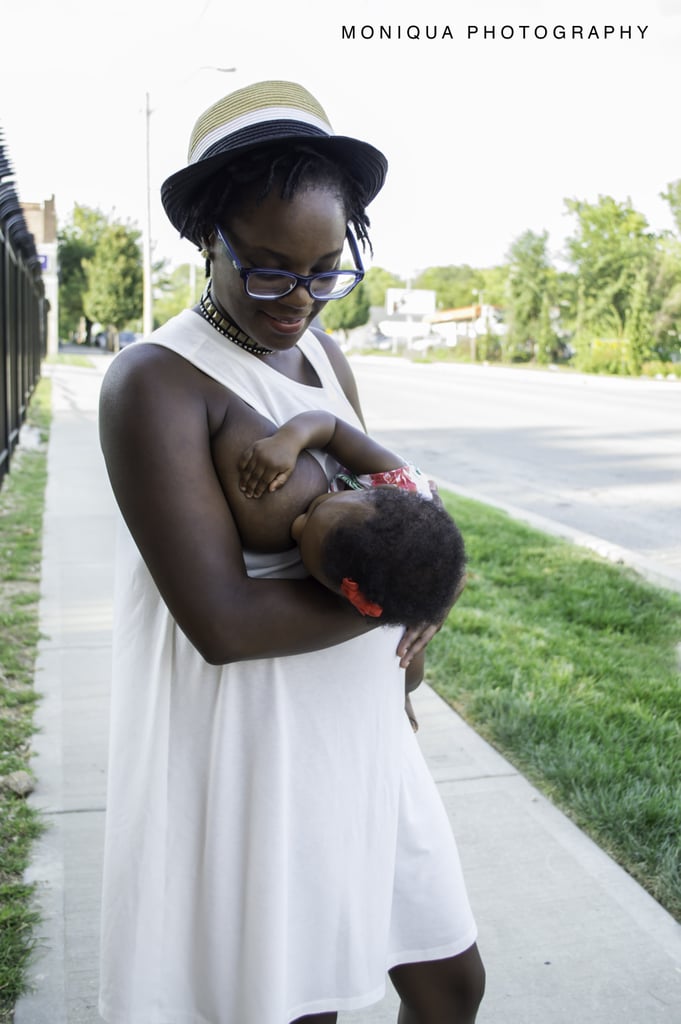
[161,80,388,244]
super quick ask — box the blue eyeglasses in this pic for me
[214,224,365,301]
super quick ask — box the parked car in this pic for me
[118,331,142,349]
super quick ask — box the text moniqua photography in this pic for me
[339,23,650,42]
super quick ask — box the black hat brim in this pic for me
[160,128,388,246]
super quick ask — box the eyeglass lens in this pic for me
[245,271,359,300]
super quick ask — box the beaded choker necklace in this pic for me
[197,284,274,356]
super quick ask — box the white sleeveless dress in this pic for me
[98,310,476,1024]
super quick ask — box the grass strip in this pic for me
[0,377,51,1021]
[430,491,681,921]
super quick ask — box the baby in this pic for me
[238,410,466,729]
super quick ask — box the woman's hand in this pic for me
[396,570,467,668]
[238,435,300,497]
[396,621,441,668]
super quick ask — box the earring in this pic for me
[200,248,210,260]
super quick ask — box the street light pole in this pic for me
[142,68,236,337]
[142,91,154,337]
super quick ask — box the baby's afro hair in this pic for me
[321,487,466,627]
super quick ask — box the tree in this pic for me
[649,181,681,358]
[570,279,590,366]
[660,179,681,236]
[648,238,681,359]
[320,282,370,340]
[153,263,205,327]
[564,195,655,338]
[623,267,654,374]
[478,265,509,308]
[412,265,484,310]
[362,266,405,309]
[82,222,143,338]
[504,230,553,362]
[535,292,556,365]
[58,206,109,341]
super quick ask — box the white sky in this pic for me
[2,0,680,278]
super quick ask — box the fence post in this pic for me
[0,131,46,489]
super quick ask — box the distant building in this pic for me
[21,196,58,355]
[378,288,439,350]
[427,304,506,348]
[385,287,436,319]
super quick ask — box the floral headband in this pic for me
[341,577,383,618]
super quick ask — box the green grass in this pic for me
[429,491,681,920]
[0,378,51,1021]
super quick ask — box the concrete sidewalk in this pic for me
[16,353,681,1023]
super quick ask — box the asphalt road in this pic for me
[349,357,681,583]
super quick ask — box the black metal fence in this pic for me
[0,131,46,489]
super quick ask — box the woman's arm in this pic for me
[99,344,377,666]
[405,650,425,694]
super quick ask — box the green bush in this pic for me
[641,360,681,379]
[475,334,503,362]
[574,337,624,374]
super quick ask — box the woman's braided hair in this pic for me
[320,488,467,628]
[179,142,373,252]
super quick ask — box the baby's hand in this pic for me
[238,436,298,498]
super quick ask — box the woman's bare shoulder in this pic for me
[102,340,199,392]
[100,341,229,433]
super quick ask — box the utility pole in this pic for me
[142,91,154,337]
[142,69,236,337]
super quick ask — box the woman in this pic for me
[98,80,484,1024]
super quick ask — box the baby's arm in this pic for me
[239,410,404,498]
[238,411,334,498]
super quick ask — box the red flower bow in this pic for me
[341,577,383,618]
